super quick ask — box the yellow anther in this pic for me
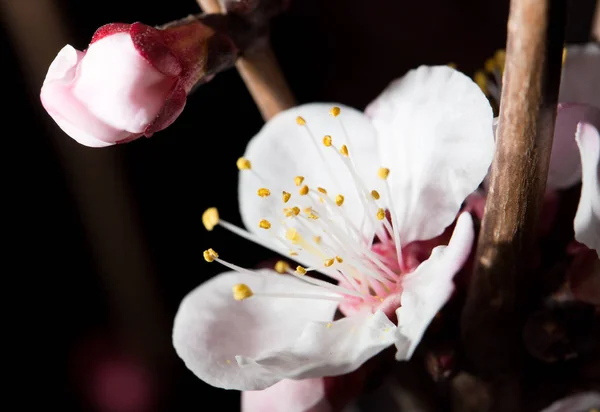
[324,258,335,267]
[295,265,307,275]
[494,49,506,71]
[562,47,567,65]
[286,228,300,243]
[304,207,313,214]
[282,191,291,203]
[313,236,322,244]
[330,106,341,117]
[447,62,457,69]
[317,187,328,194]
[307,212,319,220]
[291,206,300,216]
[296,116,306,126]
[202,207,219,231]
[335,194,345,206]
[371,190,380,200]
[378,167,390,179]
[236,157,251,170]
[299,185,309,196]
[294,176,305,186]
[474,70,487,94]
[290,251,298,256]
[203,248,219,262]
[484,57,495,73]
[275,260,290,274]
[326,322,333,328]
[340,144,349,157]
[323,135,332,147]
[259,219,272,229]
[232,284,253,301]
[335,256,343,263]
[257,188,271,197]
[376,208,385,220]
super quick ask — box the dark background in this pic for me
[4,0,596,410]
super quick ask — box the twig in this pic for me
[196,0,296,119]
[460,0,566,410]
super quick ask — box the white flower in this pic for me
[172,65,495,391]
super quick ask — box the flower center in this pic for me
[201,106,412,311]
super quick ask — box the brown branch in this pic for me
[196,0,296,120]
[460,0,566,410]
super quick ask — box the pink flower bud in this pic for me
[41,21,236,147]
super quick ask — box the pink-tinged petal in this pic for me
[242,379,330,412]
[239,103,382,264]
[539,391,600,412]
[144,84,186,136]
[366,66,494,244]
[90,23,131,44]
[395,212,474,359]
[573,123,600,255]
[73,33,176,135]
[547,103,600,189]
[559,43,600,108]
[129,22,182,77]
[172,270,338,390]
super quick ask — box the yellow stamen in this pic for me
[371,190,380,200]
[324,258,335,267]
[323,135,332,147]
[307,212,319,220]
[282,191,291,203]
[484,57,495,73]
[304,207,313,214]
[236,157,251,170]
[494,49,506,72]
[378,167,390,179]
[275,260,290,274]
[330,106,341,117]
[294,176,304,186]
[313,236,322,244]
[286,228,300,243]
[335,256,343,263]
[202,207,219,231]
[340,144,349,157]
[259,219,272,229]
[299,185,309,196]
[474,70,487,94]
[290,251,298,256]
[317,187,328,194]
[257,188,271,197]
[376,208,385,220]
[203,248,219,262]
[335,194,345,206]
[295,265,307,275]
[232,284,253,300]
[296,116,306,126]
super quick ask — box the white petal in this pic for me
[172,270,338,390]
[547,104,600,189]
[539,391,600,412]
[241,378,330,412]
[574,123,600,255]
[236,310,396,386]
[559,43,600,108]
[366,66,494,244]
[395,212,474,359]
[239,103,382,255]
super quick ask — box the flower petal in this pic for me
[365,66,494,244]
[239,103,382,262]
[547,103,600,189]
[395,212,474,359]
[559,43,600,108]
[172,270,338,390]
[539,391,600,412]
[241,378,330,412]
[573,123,600,255]
[236,310,397,388]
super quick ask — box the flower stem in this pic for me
[461,0,566,410]
[196,0,296,120]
